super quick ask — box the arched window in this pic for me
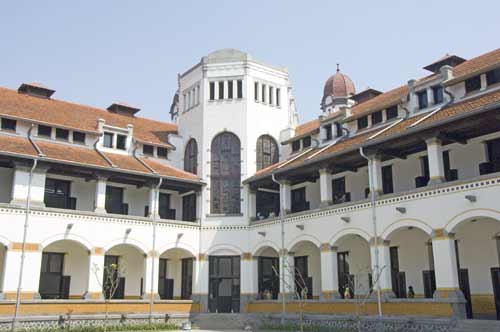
[184,139,198,175]
[211,132,241,214]
[256,135,279,171]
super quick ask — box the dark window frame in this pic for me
[465,75,481,94]
[487,68,500,86]
[386,105,398,120]
[371,111,383,125]
[55,128,69,141]
[324,124,333,141]
[218,81,224,100]
[416,90,428,109]
[382,165,394,194]
[357,116,368,130]
[302,136,311,148]
[237,80,243,99]
[209,82,215,101]
[157,147,168,159]
[72,131,85,144]
[116,134,127,150]
[228,81,233,99]
[432,85,444,104]
[143,144,154,156]
[256,135,279,171]
[276,88,281,107]
[184,139,198,174]
[38,125,52,137]
[1,118,16,131]
[291,140,300,153]
[103,132,114,148]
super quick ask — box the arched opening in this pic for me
[451,217,500,319]
[184,139,198,175]
[104,244,146,299]
[256,135,279,171]
[210,132,241,214]
[254,246,279,300]
[208,246,241,313]
[289,241,321,299]
[158,248,195,300]
[333,234,371,299]
[385,226,433,299]
[39,240,90,299]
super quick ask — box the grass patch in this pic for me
[17,322,179,332]
[259,322,356,332]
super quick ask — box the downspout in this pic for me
[12,125,41,332]
[271,173,286,324]
[359,147,382,318]
[148,177,162,325]
[132,139,157,174]
[93,136,116,168]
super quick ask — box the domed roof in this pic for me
[323,65,356,99]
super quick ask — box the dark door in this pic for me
[294,256,312,299]
[181,258,193,299]
[422,270,436,298]
[182,193,197,222]
[44,178,75,209]
[209,256,240,313]
[158,258,173,299]
[382,165,394,194]
[256,191,280,219]
[459,269,473,319]
[390,247,406,298]
[338,251,354,298]
[103,255,125,299]
[105,186,125,215]
[258,257,279,299]
[332,177,348,204]
[39,252,66,299]
[490,267,500,320]
[291,187,308,213]
[487,138,500,172]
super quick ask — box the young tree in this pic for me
[92,262,126,332]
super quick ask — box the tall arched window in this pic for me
[184,139,198,175]
[211,132,241,214]
[256,135,279,171]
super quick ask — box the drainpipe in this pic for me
[271,173,286,325]
[11,157,37,332]
[148,176,162,325]
[359,147,382,318]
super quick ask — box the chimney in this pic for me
[18,82,55,99]
[440,65,454,81]
[107,102,140,117]
[423,54,466,74]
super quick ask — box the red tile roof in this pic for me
[0,87,177,148]
[449,48,500,82]
[294,119,320,137]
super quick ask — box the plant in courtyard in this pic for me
[272,263,309,332]
[343,264,386,332]
[92,262,127,332]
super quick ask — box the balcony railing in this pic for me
[44,195,77,210]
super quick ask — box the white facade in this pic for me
[1,48,500,319]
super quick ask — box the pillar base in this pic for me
[94,208,107,214]
[142,292,160,300]
[10,199,45,208]
[428,177,445,185]
[192,293,209,312]
[319,201,332,208]
[240,293,257,312]
[433,288,465,299]
[84,291,104,300]
[3,291,40,300]
[278,292,295,300]
[320,290,341,301]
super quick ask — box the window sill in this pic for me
[206,213,243,217]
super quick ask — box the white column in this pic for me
[431,229,463,299]
[196,191,202,220]
[10,164,47,208]
[240,254,257,311]
[320,244,340,300]
[94,177,107,213]
[319,169,333,207]
[2,245,42,299]
[279,181,291,215]
[148,185,159,218]
[426,137,445,184]
[86,248,105,299]
[143,251,159,299]
[427,87,434,106]
[194,254,209,312]
[370,238,394,298]
[370,156,383,195]
[279,250,294,298]
[248,189,257,220]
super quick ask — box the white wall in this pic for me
[107,244,145,298]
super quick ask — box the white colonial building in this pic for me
[0,48,500,321]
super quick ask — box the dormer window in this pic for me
[103,132,113,148]
[157,147,168,159]
[302,136,311,148]
[487,68,500,86]
[73,131,85,144]
[324,124,333,141]
[417,90,428,109]
[465,75,481,94]
[143,144,154,156]
[432,86,444,104]
[1,118,16,131]
[116,134,127,150]
[38,125,52,137]
[371,111,383,125]
[386,105,398,120]
[357,116,368,130]
[335,123,342,138]
[55,128,69,141]
[292,140,300,153]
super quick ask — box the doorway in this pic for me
[208,256,240,313]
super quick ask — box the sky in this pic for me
[0,0,499,123]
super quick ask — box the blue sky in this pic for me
[0,0,498,123]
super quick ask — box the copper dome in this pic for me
[323,67,356,99]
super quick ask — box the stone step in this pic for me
[454,319,500,332]
[190,313,252,330]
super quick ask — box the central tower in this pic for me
[171,49,293,226]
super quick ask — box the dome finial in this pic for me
[336,63,340,72]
